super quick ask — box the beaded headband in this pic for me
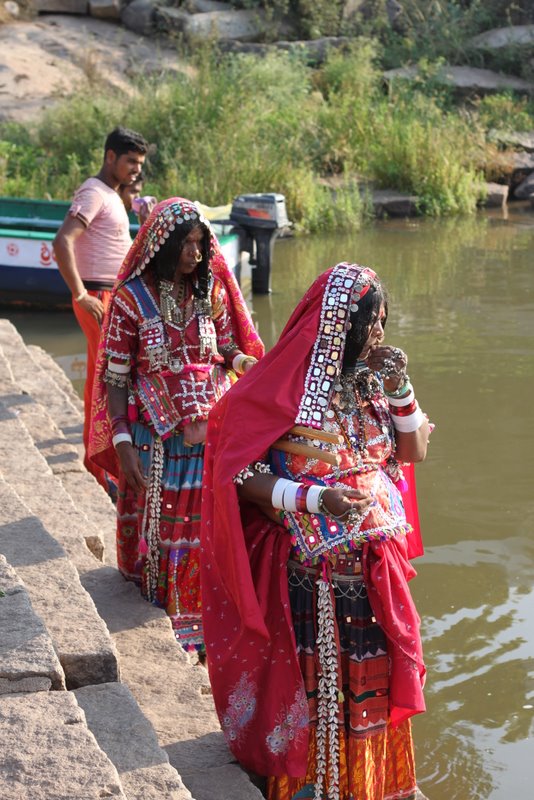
[295,263,378,429]
[129,200,213,279]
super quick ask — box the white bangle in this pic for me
[232,353,247,373]
[387,387,415,407]
[108,360,131,374]
[391,407,425,433]
[306,484,324,514]
[112,432,133,448]
[74,288,88,303]
[271,478,294,509]
[281,482,301,512]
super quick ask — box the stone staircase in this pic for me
[0,318,264,800]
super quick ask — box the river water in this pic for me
[3,207,534,799]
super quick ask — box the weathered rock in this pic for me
[220,35,350,64]
[371,189,419,217]
[32,0,88,12]
[481,182,509,208]
[0,692,127,800]
[0,554,65,694]
[181,8,269,42]
[154,4,190,32]
[180,762,265,800]
[74,682,193,800]
[383,64,534,95]
[490,129,534,153]
[121,0,156,35]
[342,0,365,21]
[514,171,534,198]
[89,0,121,18]
[470,24,534,50]
[186,0,230,11]
[0,477,119,688]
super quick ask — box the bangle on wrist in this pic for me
[385,377,412,398]
[391,405,425,433]
[112,432,133,448]
[271,478,294,509]
[74,288,88,303]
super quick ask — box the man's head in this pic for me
[118,174,144,212]
[103,127,148,187]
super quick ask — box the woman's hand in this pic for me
[183,421,208,446]
[366,345,408,393]
[321,487,372,520]
[116,442,147,492]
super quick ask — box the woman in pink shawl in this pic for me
[89,198,263,654]
[201,263,431,799]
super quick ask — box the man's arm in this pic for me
[53,216,105,322]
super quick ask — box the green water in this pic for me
[5,206,534,799]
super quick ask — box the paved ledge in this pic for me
[0,691,127,800]
[74,682,193,800]
[0,478,119,688]
[0,554,65,694]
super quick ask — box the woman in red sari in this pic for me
[89,197,263,653]
[201,263,431,799]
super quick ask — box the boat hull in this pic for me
[0,227,242,308]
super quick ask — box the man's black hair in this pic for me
[104,127,149,158]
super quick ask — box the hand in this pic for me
[366,345,408,393]
[241,357,257,374]
[116,441,147,492]
[79,292,105,324]
[320,487,372,520]
[182,420,208,446]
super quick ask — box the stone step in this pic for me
[0,477,119,689]
[0,691,128,800]
[74,682,193,800]
[0,554,65,694]
[0,319,264,800]
[0,334,109,560]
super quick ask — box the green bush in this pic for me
[0,41,510,230]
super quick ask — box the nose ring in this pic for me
[194,252,202,263]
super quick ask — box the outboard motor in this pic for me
[230,193,290,294]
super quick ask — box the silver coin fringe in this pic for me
[315,577,340,800]
[141,436,164,601]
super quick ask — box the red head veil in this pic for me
[88,197,264,477]
[201,263,425,778]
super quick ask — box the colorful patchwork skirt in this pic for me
[116,421,204,652]
[267,558,417,800]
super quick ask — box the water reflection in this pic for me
[2,207,533,799]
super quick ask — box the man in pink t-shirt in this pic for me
[53,126,148,490]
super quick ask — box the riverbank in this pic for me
[1,12,534,231]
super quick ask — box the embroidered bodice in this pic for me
[269,392,411,564]
[105,275,238,434]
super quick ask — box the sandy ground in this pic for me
[0,14,187,122]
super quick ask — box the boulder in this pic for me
[89,0,121,18]
[121,0,157,35]
[481,182,509,208]
[32,0,88,12]
[181,8,269,42]
[383,64,534,95]
[490,129,534,152]
[513,172,534,198]
[470,24,534,50]
[371,189,419,217]
[185,0,231,11]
